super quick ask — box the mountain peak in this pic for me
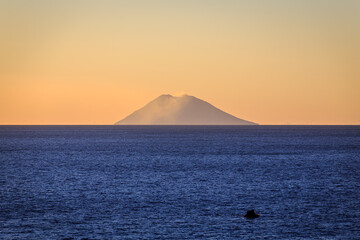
[158,94,174,99]
[115,94,257,125]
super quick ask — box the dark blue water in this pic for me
[1,126,360,239]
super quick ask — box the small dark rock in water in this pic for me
[244,209,260,219]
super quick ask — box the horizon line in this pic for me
[0,124,359,126]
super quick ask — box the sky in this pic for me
[0,0,359,125]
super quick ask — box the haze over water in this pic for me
[1,125,359,239]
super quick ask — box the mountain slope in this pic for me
[115,94,257,125]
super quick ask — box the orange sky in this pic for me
[1,0,359,125]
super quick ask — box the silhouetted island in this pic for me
[115,94,257,125]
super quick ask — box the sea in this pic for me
[0,125,359,239]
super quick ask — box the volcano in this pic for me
[115,94,257,125]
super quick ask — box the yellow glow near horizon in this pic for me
[1,0,359,124]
